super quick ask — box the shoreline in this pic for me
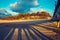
[0,19,47,23]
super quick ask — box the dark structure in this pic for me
[52,0,60,21]
[52,0,60,28]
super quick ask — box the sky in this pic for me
[0,0,58,18]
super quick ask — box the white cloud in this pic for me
[10,2,17,8]
[30,8,34,11]
[6,9,19,16]
[10,0,39,13]
[33,0,39,6]
[10,11,19,16]
[10,2,18,10]
[40,8,45,12]
[0,9,7,15]
[0,9,12,18]
[30,8,39,13]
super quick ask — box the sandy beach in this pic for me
[0,19,47,23]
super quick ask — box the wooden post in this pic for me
[59,21,60,28]
[56,19,60,28]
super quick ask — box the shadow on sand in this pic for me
[0,23,54,40]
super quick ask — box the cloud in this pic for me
[33,0,39,6]
[40,8,45,12]
[10,0,39,13]
[0,9,12,18]
[6,9,19,16]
